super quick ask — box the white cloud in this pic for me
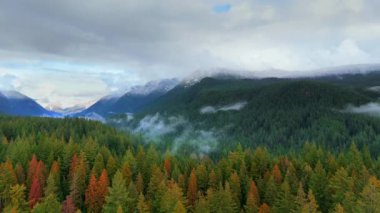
[200,101,248,114]
[0,0,379,106]
[344,103,380,117]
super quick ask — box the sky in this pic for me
[0,0,379,108]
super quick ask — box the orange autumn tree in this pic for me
[164,158,171,177]
[187,168,197,207]
[85,170,109,213]
[272,164,282,184]
[85,174,98,212]
[27,154,38,187]
[29,176,42,208]
[258,203,270,213]
[97,169,109,208]
[245,180,260,212]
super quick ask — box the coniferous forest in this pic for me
[0,116,380,213]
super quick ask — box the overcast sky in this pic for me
[0,0,379,108]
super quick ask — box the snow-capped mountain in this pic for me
[182,69,258,87]
[47,104,88,115]
[77,78,180,117]
[128,78,180,95]
[0,90,59,117]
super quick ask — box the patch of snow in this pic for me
[128,78,179,95]
[0,90,28,99]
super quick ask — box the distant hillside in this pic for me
[0,91,58,117]
[119,72,380,154]
[77,78,179,117]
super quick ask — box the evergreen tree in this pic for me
[3,184,28,212]
[29,176,42,209]
[137,193,150,213]
[229,171,241,208]
[103,171,129,213]
[187,168,198,207]
[258,203,270,213]
[245,180,260,213]
[357,176,380,212]
[31,194,62,213]
[62,196,76,213]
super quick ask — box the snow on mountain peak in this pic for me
[128,78,179,95]
[182,69,257,87]
[0,90,28,99]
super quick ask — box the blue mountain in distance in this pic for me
[0,90,60,117]
[77,78,179,117]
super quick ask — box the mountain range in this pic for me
[1,65,380,122]
[0,91,58,117]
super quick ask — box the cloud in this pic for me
[0,0,379,106]
[134,113,185,138]
[133,113,219,155]
[344,103,380,117]
[200,101,247,114]
[0,70,20,91]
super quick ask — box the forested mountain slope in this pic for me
[0,116,380,212]
[123,76,380,155]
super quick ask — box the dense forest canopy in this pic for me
[0,116,380,212]
[115,79,380,158]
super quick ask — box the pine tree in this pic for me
[122,162,132,187]
[103,171,129,213]
[173,201,186,213]
[273,180,295,212]
[272,164,282,184]
[92,154,104,177]
[187,168,198,207]
[293,183,306,212]
[301,190,319,213]
[160,181,186,213]
[332,203,344,213]
[27,155,39,188]
[69,153,87,208]
[137,193,150,213]
[68,154,78,183]
[208,170,218,190]
[136,172,144,194]
[263,176,277,205]
[106,156,117,179]
[127,181,138,213]
[3,184,28,212]
[62,196,76,213]
[15,163,25,184]
[164,158,171,177]
[245,180,260,213]
[329,167,354,205]
[258,203,270,213]
[29,176,42,209]
[31,194,62,213]
[85,174,99,212]
[194,194,210,213]
[147,165,165,210]
[44,173,58,197]
[229,171,241,208]
[97,169,109,208]
[357,176,380,212]
[196,164,208,193]
[309,161,330,212]
[208,183,236,213]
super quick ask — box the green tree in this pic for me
[103,171,129,213]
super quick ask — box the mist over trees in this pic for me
[0,116,380,212]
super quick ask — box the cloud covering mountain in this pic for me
[0,0,379,107]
